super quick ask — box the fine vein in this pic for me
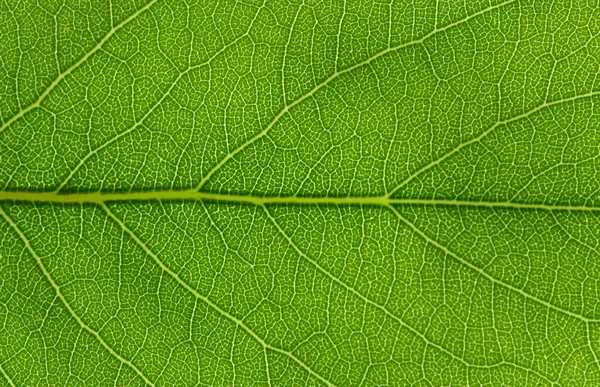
[194,0,517,190]
[0,206,155,387]
[102,203,339,387]
[0,0,158,135]
[262,204,556,383]
[386,204,600,323]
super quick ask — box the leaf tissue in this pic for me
[1,0,599,385]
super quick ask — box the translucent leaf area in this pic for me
[1,0,600,386]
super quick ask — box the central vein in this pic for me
[0,190,599,212]
[0,190,388,205]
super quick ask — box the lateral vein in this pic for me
[386,90,600,197]
[0,363,16,387]
[386,204,600,323]
[262,204,557,382]
[0,206,156,387]
[101,203,340,387]
[0,0,159,135]
[195,0,517,190]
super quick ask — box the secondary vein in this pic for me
[0,206,156,387]
[102,203,340,387]
[0,0,159,135]
[386,204,600,323]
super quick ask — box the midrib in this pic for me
[0,190,598,212]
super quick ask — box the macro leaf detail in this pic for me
[1,0,600,386]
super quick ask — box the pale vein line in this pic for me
[264,347,273,387]
[0,363,16,387]
[587,323,600,373]
[101,203,338,387]
[549,215,600,370]
[195,0,517,190]
[386,204,600,323]
[0,0,159,135]
[54,0,266,193]
[386,90,600,197]
[1,190,600,213]
[553,212,600,371]
[0,206,155,387]
[261,204,555,383]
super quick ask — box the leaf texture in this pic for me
[1,0,600,386]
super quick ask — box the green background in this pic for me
[1,0,600,385]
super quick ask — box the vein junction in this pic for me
[0,190,598,212]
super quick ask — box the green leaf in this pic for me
[1,0,599,385]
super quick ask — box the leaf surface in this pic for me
[1,0,600,385]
